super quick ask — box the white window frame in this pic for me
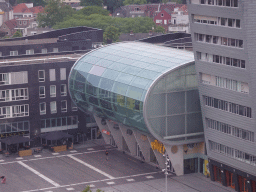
[61,100,67,112]
[41,48,47,54]
[71,101,78,111]
[40,102,46,115]
[53,48,58,53]
[50,85,56,97]
[10,51,18,56]
[26,49,34,55]
[39,86,45,98]
[38,70,45,82]
[60,84,67,96]
[49,69,56,81]
[50,101,57,114]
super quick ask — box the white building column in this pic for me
[147,137,165,169]
[106,120,123,151]
[164,144,184,176]
[133,131,151,163]
[119,124,137,156]
[93,115,111,145]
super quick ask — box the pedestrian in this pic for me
[1,176,6,184]
[105,150,109,161]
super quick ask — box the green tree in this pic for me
[16,0,47,6]
[80,0,103,6]
[103,0,124,13]
[82,185,104,192]
[103,25,120,43]
[78,6,109,16]
[123,0,147,5]
[37,0,75,27]
[155,25,165,33]
[12,30,23,38]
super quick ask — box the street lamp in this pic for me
[162,153,170,192]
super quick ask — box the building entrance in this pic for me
[226,170,235,189]
[184,158,198,174]
[238,175,249,192]
[213,165,222,183]
[86,127,98,140]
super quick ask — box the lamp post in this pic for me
[162,152,170,192]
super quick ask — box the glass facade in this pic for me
[69,42,203,143]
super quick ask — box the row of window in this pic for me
[209,141,256,166]
[9,48,58,56]
[193,15,240,28]
[0,121,29,134]
[204,96,252,118]
[195,33,243,48]
[0,104,29,119]
[192,0,238,7]
[38,68,66,82]
[196,52,245,69]
[0,71,28,86]
[0,88,29,102]
[40,116,78,129]
[206,118,254,142]
[39,85,67,98]
[201,73,249,93]
[39,101,77,115]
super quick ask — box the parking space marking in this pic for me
[106,181,115,185]
[89,184,95,187]
[52,153,60,155]
[146,175,154,179]
[66,188,75,191]
[127,178,135,182]
[87,148,94,150]
[34,155,42,158]
[0,159,4,162]
[16,157,23,160]
[70,150,77,153]
[68,155,115,179]
[18,161,60,187]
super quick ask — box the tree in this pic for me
[16,0,47,6]
[103,0,124,13]
[103,25,120,43]
[82,185,104,192]
[155,25,165,33]
[123,0,147,5]
[78,6,109,16]
[80,0,103,6]
[12,30,23,38]
[37,0,75,27]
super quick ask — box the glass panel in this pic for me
[139,70,160,80]
[108,62,127,71]
[101,69,120,80]
[126,86,144,100]
[81,55,101,64]
[89,51,109,58]
[113,82,128,95]
[75,62,93,73]
[104,55,123,61]
[75,71,87,82]
[118,58,137,65]
[88,66,106,76]
[186,74,198,88]
[87,74,101,87]
[99,78,114,91]
[129,61,148,68]
[122,66,142,75]
[130,76,152,89]
[115,73,134,84]
[145,64,168,73]
[95,59,113,67]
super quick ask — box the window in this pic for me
[161,13,164,17]
[0,73,9,85]
[61,100,67,112]
[60,68,66,80]
[71,101,78,111]
[49,69,56,81]
[40,102,46,115]
[26,49,34,55]
[38,70,45,82]
[156,19,162,24]
[53,48,58,53]
[39,86,45,98]
[50,85,56,97]
[60,84,67,96]
[0,121,29,133]
[41,48,47,54]
[10,51,18,56]
[23,21,27,25]
[50,101,57,114]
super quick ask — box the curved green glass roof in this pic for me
[68,42,196,133]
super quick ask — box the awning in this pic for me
[1,135,31,145]
[39,131,73,141]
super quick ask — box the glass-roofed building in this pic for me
[68,42,207,176]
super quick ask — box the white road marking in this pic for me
[18,161,60,187]
[87,148,94,150]
[127,178,135,182]
[68,155,115,179]
[146,175,154,179]
[89,184,95,187]
[16,157,23,160]
[52,153,59,155]
[0,160,4,162]
[34,155,42,158]
[66,188,75,191]
[106,181,115,185]
[70,150,77,153]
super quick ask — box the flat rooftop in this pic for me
[0,38,59,46]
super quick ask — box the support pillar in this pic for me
[147,136,165,169]
[165,144,184,176]
[106,120,122,151]
[119,124,137,156]
[133,131,151,163]
[93,115,111,145]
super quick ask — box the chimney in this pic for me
[130,30,134,35]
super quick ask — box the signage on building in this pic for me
[151,140,165,154]
[0,131,29,138]
[101,129,110,135]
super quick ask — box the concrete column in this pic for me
[133,131,151,163]
[106,120,123,151]
[147,136,165,169]
[93,115,111,145]
[165,144,184,176]
[119,124,137,156]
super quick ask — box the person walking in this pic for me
[105,150,109,161]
